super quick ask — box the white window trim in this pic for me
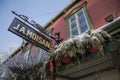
[69,16,78,37]
[69,8,89,37]
[82,7,90,30]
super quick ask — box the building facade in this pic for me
[1,0,120,80]
[44,0,120,80]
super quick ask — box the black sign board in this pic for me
[8,18,51,51]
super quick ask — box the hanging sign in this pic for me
[8,18,51,51]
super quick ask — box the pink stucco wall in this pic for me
[46,0,120,45]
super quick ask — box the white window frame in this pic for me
[69,8,90,37]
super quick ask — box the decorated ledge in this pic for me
[50,29,112,73]
[0,29,112,80]
[53,29,111,58]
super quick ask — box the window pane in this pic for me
[78,10,84,18]
[77,10,88,33]
[38,48,49,63]
[78,17,86,23]
[70,16,76,22]
[71,22,77,29]
[23,48,31,62]
[72,28,79,35]
[70,15,79,36]
[80,24,88,33]
[78,10,84,16]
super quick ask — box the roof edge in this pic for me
[44,0,80,29]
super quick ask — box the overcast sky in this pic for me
[0,0,71,53]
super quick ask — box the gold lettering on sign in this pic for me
[32,33,36,40]
[26,30,32,38]
[19,27,25,34]
[46,41,50,48]
[13,23,51,49]
[38,36,42,44]
[13,24,20,30]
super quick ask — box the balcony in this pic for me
[57,54,114,79]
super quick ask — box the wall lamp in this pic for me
[105,14,115,22]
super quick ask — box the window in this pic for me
[77,9,88,33]
[69,8,90,37]
[65,2,92,38]
[23,45,32,63]
[38,48,50,63]
[70,16,79,36]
